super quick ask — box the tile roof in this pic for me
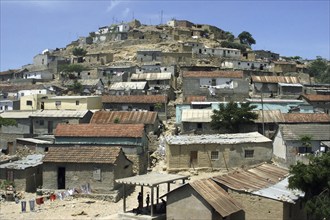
[43,146,122,164]
[278,124,330,140]
[183,71,243,78]
[190,179,243,217]
[102,95,168,104]
[55,123,145,138]
[30,110,90,118]
[212,163,289,192]
[301,94,330,102]
[282,113,330,123]
[251,76,300,84]
[184,96,207,104]
[90,110,157,124]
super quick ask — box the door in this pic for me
[47,121,53,134]
[190,151,198,168]
[57,167,65,189]
[41,102,44,110]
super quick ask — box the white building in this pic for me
[117,24,130,32]
[17,89,49,99]
[221,60,271,71]
[192,47,240,59]
[0,100,13,111]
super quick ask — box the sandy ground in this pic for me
[0,159,230,220]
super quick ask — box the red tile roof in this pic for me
[102,95,168,104]
[90,111,158,124]
[55,123,145,138]
[251,76,300,84]
[301,94,330,102]
[183,71,243,78]
[283,113,330,123]
[184,96,207,104]
[43,146,124,164]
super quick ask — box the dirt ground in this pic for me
[0,159,230,220]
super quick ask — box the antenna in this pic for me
[160,10,163,24]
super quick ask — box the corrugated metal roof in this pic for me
[181,109,213,122]
[0,154,44,170]
[212,164,289,192]
[183,71,243,78]
[90,110,157,124]
[251,76,300,84]
[102,95,167,104]
[48,95,98,100]
[253,110,285,123]
[278,83,303,87]
[16,138,53,144]
[282,113,330,123]
[166,132,271,145]
[30,110,89,118]
[190,179,243,217]
[43,146,122,164]
[63,79,102,86]
[184,96,207,104]
[0,111,34,119]
[252,177,304,203]
[55,123,145,138]
[247,98,304,103]
[131,72,172,81]
[301,94,330,102]
[279,124,330,140]
[115,173,189,187]
[109,82,147,90]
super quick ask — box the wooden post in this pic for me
[167,182,170,192]
[123,185,126,213]
[151,186,154,216]
[156,185,159,204]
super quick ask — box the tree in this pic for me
[59,64,87,79]
[300,135,312,153]
[72,47,87,57]
[68,80,83,94]
[220,41,247,52]
[0,117,17,127]
[288,152,330,219]
[210,101,258,133]
[224,31,235,42]
[307,57,330,83]
[238,31,256,46]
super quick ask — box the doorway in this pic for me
[57,167,65,189]
[190,151,198,168]
[48,121,53,134]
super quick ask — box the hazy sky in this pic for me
[0,0,329,71]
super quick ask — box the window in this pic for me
[21,93,24,96]
[5,105,8,110]
[55,101,61,106]
[26,100,33,106]
[211,78,216,86]
[245,150,254,158]
[238,62,241,65]
[247,63,250,66]
[93,168,101,181]
[6,170,14,182]
[76,101,79,105]
[211,151,219,160]
[39,120,44,126]
[87,72,90,76]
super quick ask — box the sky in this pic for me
[0,0,329,71]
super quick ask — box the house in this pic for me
[212,163,307,220]
[273,124,330,167]
[221,60,271,71]
[253,110,285,138]
[0,111,34,151]
[102,95,168,120]
[20,94,55,111]
[0,154,43,192]
[108,82,148,96]
[167,19,194,28]
[0,100,13,111]
[22,70,54,81]
[165,178,243,220]
[246,98,314,113]
[251,76,302,98]
[180,109,214,134]
[270,61,297,73]
[30,110,93,135]
[242,50,279,61]
[162,52,193,66]
[84,52,113,65]
[90,110,160,134]
[136,49,162,63]
[117,23,130,32]
[63,79,104,95]
[180,42,204,53]
[40,95,102,110]
[17,88,50,99]
[165,132,272,172]
[0,69,28,82]
[192,47,241,59]
[300,94,330,114]
[182,70,249,101]
[282,113,330,124]
[54,123,148,174]
[42,146,133,201]
[98,64,136,84]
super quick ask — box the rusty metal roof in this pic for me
[301,94,330,102]
[102,95,168,104]
[184,96,207,104]
[43,146,123,164]
[190,179,243,217]
[55,123,145,138]
[253,110,285,123]
[283,113,330,123]
[251,76,300,84]
[212,163,288,192]
[183,70,243,78]
[90,110,158,125]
